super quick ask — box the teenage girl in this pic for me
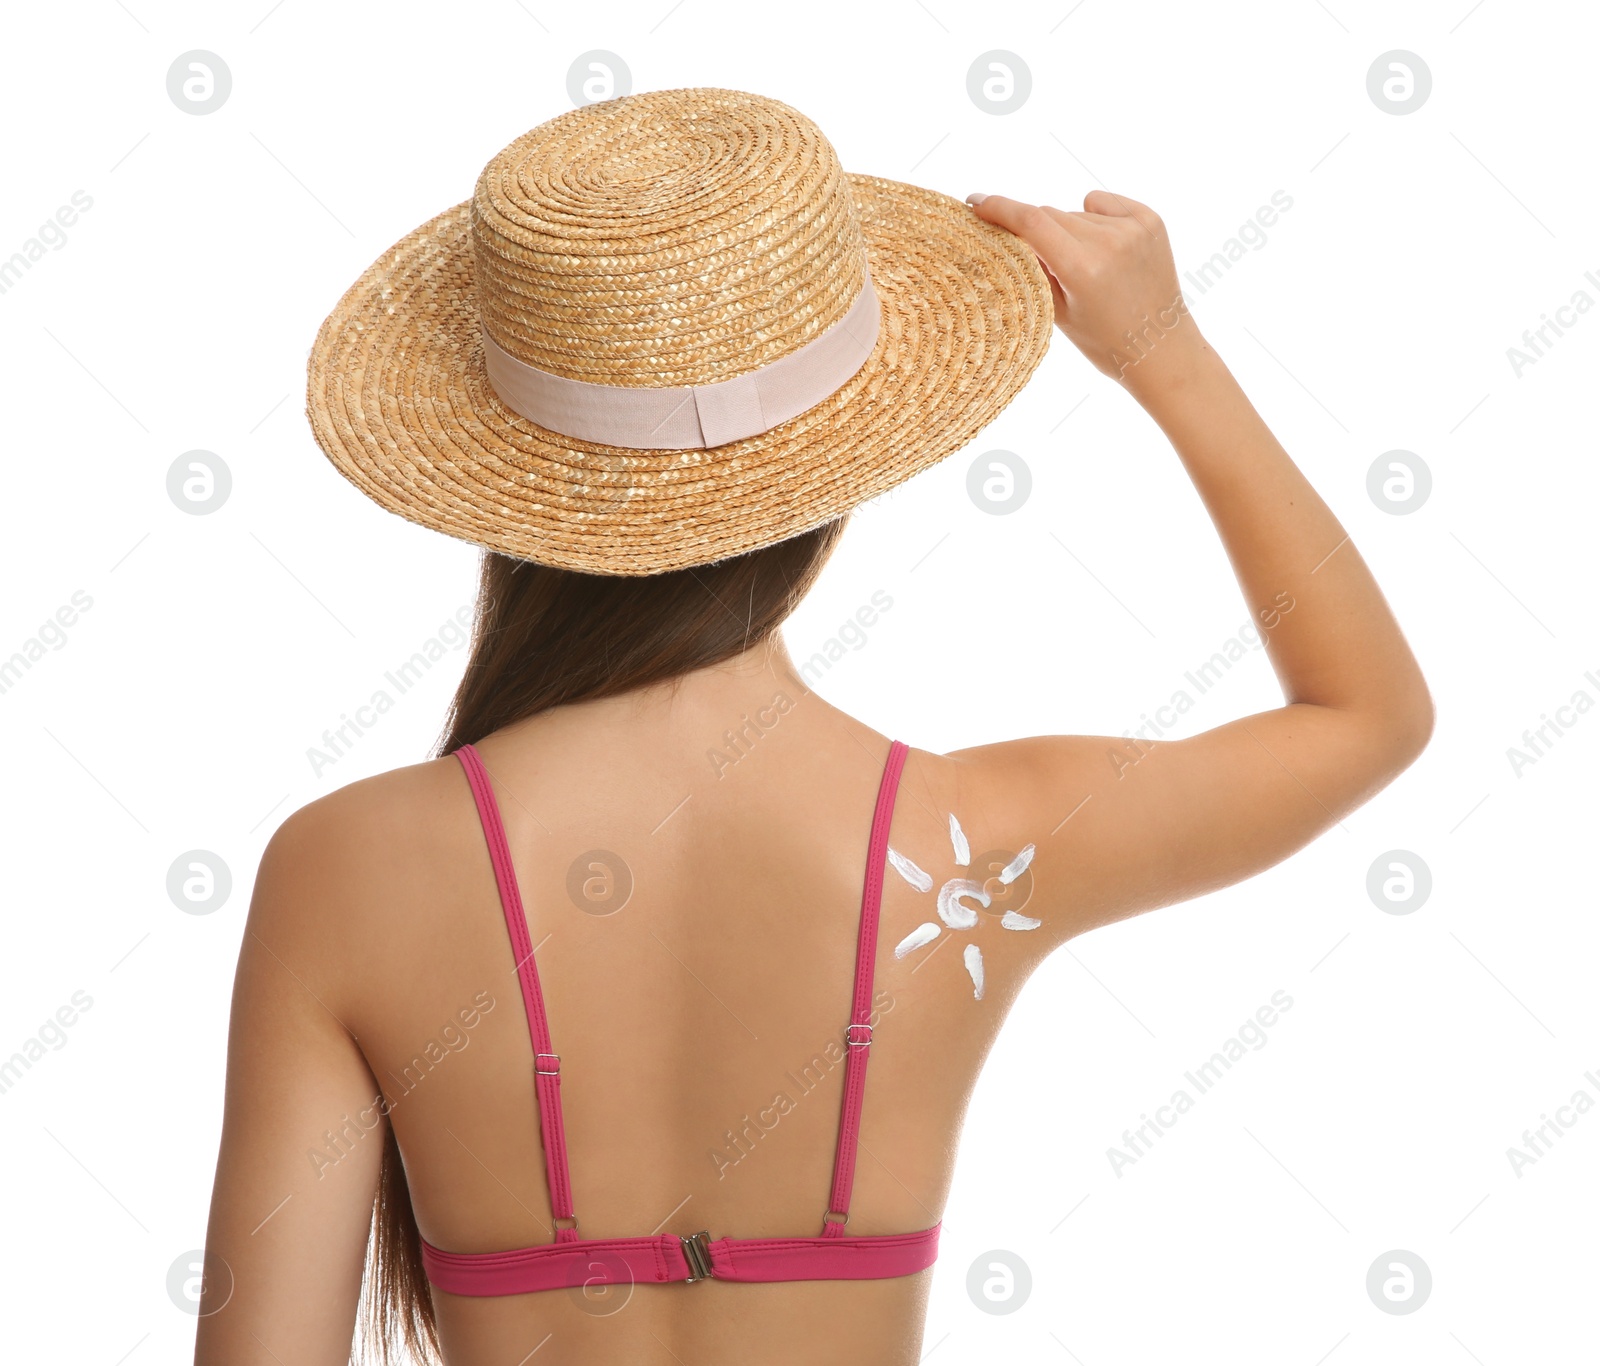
[196,189,1432,1365]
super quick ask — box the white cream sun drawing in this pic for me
[887,815,1039,1001]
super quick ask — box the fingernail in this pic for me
[965,193,988,206]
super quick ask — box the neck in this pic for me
[501,628,814,747]
[647,630,807,726]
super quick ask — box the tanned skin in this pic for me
[195,189,1432,1365]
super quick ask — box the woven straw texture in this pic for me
[306,87,1053,576]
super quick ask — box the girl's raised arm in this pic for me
[946,190,1433,959]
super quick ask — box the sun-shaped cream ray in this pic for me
[887,820,1039,1001]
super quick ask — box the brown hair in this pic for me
[353,516,848,1364]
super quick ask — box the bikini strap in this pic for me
[454,744,581,1243]
[822,738,910,1238]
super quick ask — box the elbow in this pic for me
[1385,684,1436,771]
[1331,683,1435,779]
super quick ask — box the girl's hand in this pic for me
[969,190,1204,393]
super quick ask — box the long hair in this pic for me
[354,516,848,1364]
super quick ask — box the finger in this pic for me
[1082,189,1134,217]
[1083,189,1162,234]
[967,193,1089,274]
[1034,204,1098,244]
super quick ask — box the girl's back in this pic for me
[232,667,1085,1364]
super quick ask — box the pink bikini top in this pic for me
[421,738,941,1295]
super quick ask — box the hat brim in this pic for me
[305,173,1053,576]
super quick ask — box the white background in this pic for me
[1,1,1595,1361]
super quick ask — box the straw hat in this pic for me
[305,87,1053,576]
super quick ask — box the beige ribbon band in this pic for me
[480,274,881,450]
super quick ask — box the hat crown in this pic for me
[471,88,872,390]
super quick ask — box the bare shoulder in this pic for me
[265,756,467,881]
[891,737,1106,959]
[246,755,476,972]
